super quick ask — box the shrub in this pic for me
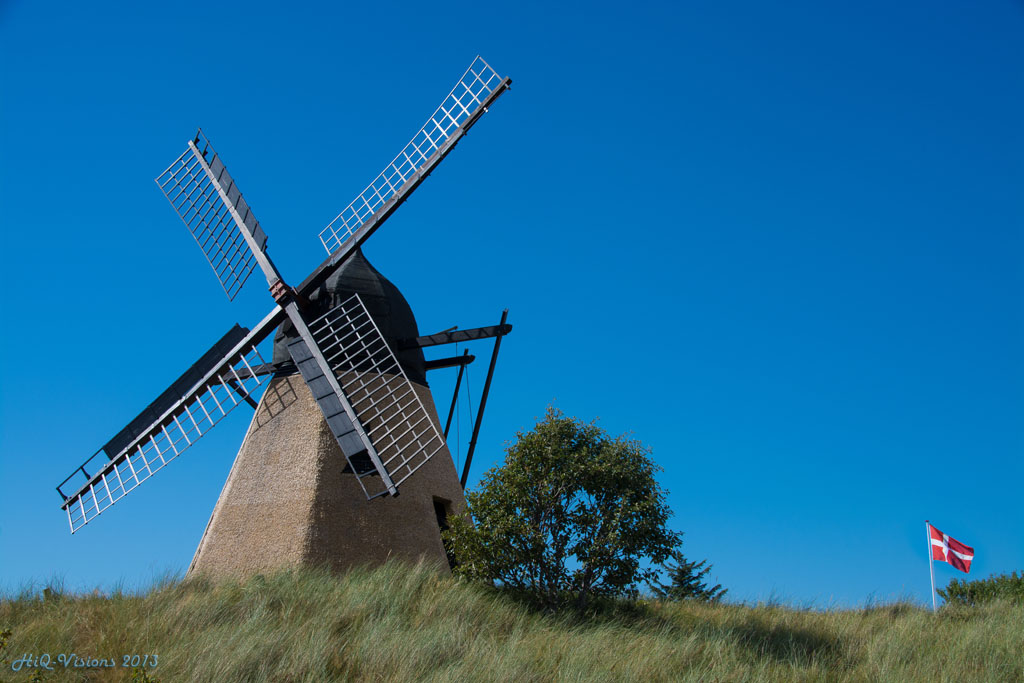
[938,571,1024,606]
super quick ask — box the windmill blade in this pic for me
[308,294,447,497]
[313,55,511,273]
[56,307,285,533]
[287,294,447,499]
[155,129,274,300]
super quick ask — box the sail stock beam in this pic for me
[300,57,511,297]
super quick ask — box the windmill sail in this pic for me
[56,308,283,533]
[315,56,510,260]
[304,294,447,499]
[156,129,271,300]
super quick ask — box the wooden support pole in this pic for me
[461,309,508,489]
[444,349,471,439]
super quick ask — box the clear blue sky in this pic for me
[1,0,1021,607]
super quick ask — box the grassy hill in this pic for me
[2,562,1021,682]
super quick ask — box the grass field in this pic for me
[2,562,1021,682]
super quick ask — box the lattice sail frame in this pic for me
[56,322,274,533]
[318,56,504,255]
[309,294,447,499]
[156,129,268,300]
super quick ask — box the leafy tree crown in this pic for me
[444,407,681,610]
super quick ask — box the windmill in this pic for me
[55,56,512,576]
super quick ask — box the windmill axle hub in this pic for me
[269,280,296,304]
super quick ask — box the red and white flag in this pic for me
[928,523,974,573]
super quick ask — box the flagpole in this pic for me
[926,520,937,612]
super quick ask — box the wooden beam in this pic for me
[400,324,512,350]
[425,354,476,371]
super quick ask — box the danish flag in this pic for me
[928,523,974,573]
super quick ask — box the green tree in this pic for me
[649,543,727,602]
[445,407,681,611]
[938,571,1024,606]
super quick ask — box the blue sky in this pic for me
[1,0,1021,607]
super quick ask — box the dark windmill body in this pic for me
[55,58,512,577]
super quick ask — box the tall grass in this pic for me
[2,562,1021,681]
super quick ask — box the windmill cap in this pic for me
[271,248,427,385]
